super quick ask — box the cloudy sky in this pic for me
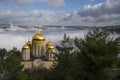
[0,0,120,26]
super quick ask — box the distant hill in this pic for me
[0,24,120,33]
[103,25,120,34]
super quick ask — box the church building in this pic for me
[21,26,55,70]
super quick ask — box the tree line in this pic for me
[0,29,120,80]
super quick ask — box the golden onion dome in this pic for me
[46,41,52,46]
[46,41,54,49]
[48,45,54,49]
[22,43,30,50]
[32,27,46,42]
[27,40,31,45]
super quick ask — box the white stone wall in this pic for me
[21,60,54,70]
[32,41,46,58]
[22,49,30,60]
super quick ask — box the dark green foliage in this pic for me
[0,48,7,59]
[74,29,120,80]
[25,69,52,80]
[8,47,21,59]
[0,48,26,80]
[50,29,120,80]
[49,34,76,80]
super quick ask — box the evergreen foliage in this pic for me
[50,34,76,80]
[51,29,120,80]
[74,29,120,80]
[0,48,26,80]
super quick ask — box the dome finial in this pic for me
[38,25,41,32]
[28,36,30,41]
[49,40,51,43]
[32,25,46,42]
[22,41,30,49]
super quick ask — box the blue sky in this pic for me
[0,0,120,26]
[0,0,105,11]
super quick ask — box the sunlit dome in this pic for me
[32,27,46,42]
[22,43,30,49]
[27,40,31,45]
[46,41,54,49]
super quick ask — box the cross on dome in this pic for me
[32,25,46,42]
[38,25,41,32]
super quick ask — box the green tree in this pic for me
[0,48,7,59]
[50,34,76,80]
[8,47,21,59]
[0,48,26,80]
[74,29,120,80]
[25,69,51,80]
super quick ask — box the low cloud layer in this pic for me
[0,0,120,26]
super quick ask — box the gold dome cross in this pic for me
[36,25,41,34]
[38,25,41,32]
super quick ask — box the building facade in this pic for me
[21,27,55,70]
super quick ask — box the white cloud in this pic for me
[0,0,119,26]
[0,10,65,25]
[61,0,120,26]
